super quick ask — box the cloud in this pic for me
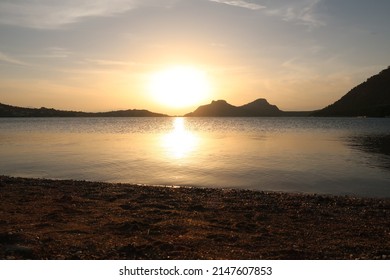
[0,50,28,66]
[266,0,325,29]
[209,0,266,10]
[85,59,140,69]
[209,0,325,29]
[0,0,139,29]
[44,47,73,59]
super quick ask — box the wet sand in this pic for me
[0,176,389,260]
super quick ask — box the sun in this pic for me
[148,65,211,108]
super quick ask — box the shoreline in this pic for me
[1,176,389,260]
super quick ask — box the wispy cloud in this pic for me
[44,47,73,59]
[0,50,28,66]
[209,0,325,29]
[19,47,73,61]
[209,0,266,10]
[85,59,140,69]
[0,0,140,29]
[266,0,325,29]
[299,0,324,28]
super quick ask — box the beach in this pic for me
[1,176,389,260]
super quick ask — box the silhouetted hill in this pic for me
[240,99,282,116]
[185,98,286,117]
[0,103,168,117]
[92,109,168,117]
[314,67,390,117]
[185,100,238,117]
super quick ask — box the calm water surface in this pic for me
[1,117,390,197]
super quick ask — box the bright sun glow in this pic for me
[149,66,211,108]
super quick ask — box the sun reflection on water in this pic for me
[161,118,198,159]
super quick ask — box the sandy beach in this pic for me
[0,176,389,260]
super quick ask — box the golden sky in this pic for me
[1,0,390,115]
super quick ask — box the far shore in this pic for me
[1,176,389,260]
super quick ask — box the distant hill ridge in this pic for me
[0,103,168,117]
[185,98,285,117]
[314,66,390,117]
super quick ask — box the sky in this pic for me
[1,0,390,115]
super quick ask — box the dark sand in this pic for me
[1,176,389,260]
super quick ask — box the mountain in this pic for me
[185,100,238,117]
[239,99,282,116]
[314,66,390,117]
[0,103,168,117]
[92,109,168,117]
[185,98,284,117]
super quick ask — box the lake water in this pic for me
[1,117,390,197]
